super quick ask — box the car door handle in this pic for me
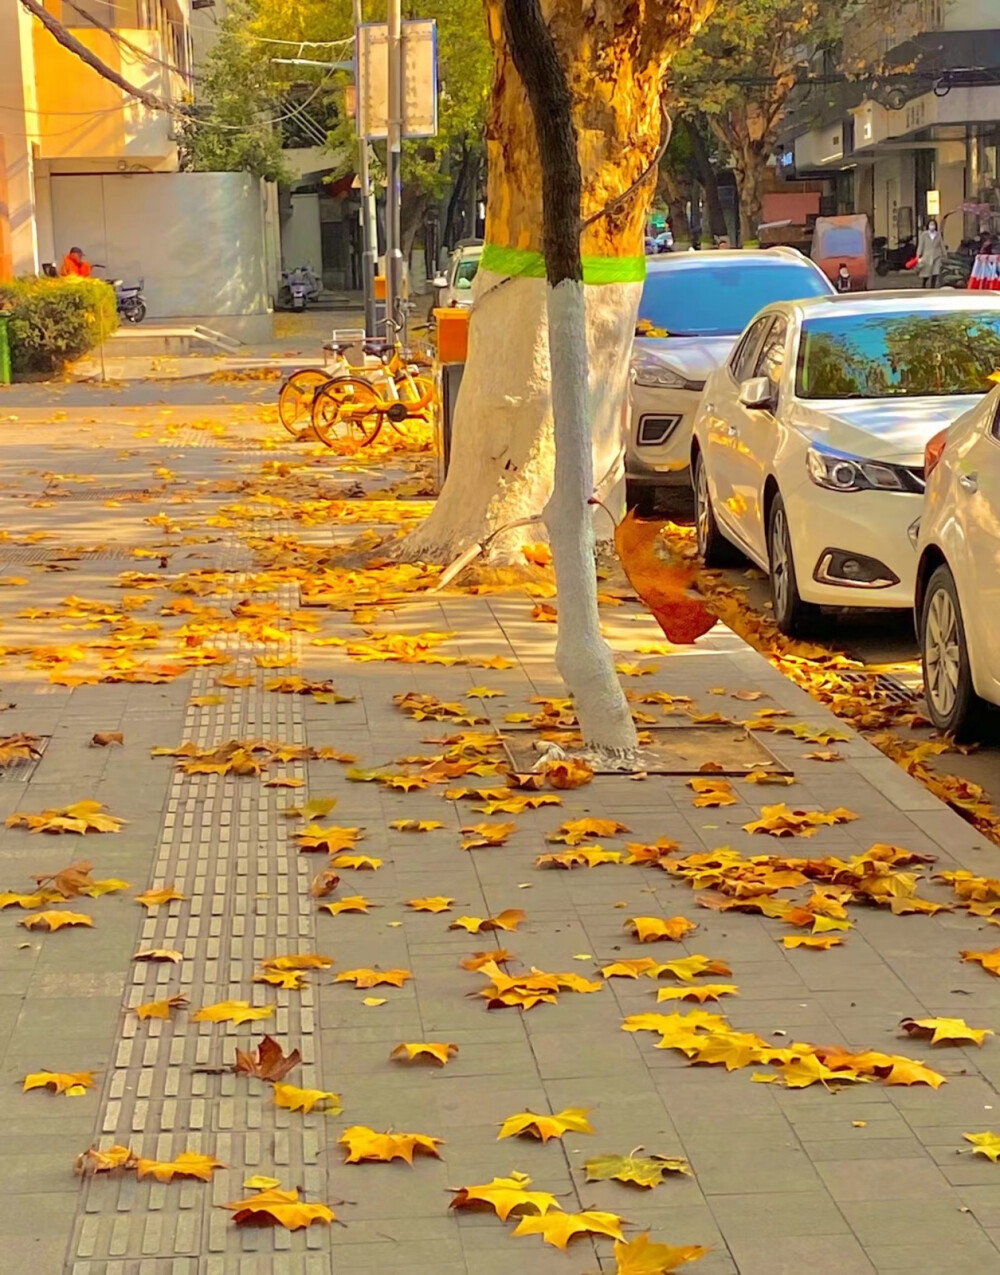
[959,472,979,492]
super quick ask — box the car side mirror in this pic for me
[738,376,775,410]
[432,275,448,288]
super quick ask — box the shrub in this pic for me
[0,276,118,375]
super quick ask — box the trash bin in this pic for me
[0,314,10,386]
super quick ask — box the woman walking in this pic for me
[916,219,945,288]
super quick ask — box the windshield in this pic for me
[455,259,480,287]
[796,310,1000,399]
[636,262,830,337]
[819,227,865,258]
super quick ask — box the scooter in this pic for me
[873,235,917,276]
[278,266,321,311]
[113,278,146,324]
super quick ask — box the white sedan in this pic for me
[625,248,834,511]
[916,382,1000,736]
[691,292,1000,635]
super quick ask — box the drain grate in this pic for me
[0,735,49,783]
[0,547,142,564]
[503,724,791,776]
[834,670,915,705]
[8,487,167,503]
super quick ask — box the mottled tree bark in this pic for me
[399,0,715,565]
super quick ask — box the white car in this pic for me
[626,247,834,511]
[433,241,482,309]
[916,382,1000,736]
[691,292,1000,635]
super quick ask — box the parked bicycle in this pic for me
[277,324,435,447]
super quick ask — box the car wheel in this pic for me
[625,480,657,518]
[767,494,820,637]
[921,564,991,739]
[694,450,741,567]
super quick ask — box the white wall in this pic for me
[49,171,273,332]
[0,1,40,274]
[283,193,323,273]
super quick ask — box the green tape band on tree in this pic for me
[480,243,646,284]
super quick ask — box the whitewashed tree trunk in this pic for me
[544,278,638,755]
[401,270,640,563]
[397,0,715,568]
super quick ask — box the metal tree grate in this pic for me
[503,723,792,776]
[0,547,141,564]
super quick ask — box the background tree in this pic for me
[400,0,715,568]
[181,0,490,258]
[668,0,844,242]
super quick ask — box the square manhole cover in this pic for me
[503,724,791,776]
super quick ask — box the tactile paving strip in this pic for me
[68,583,331,1269]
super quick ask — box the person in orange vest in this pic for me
[60,246,92,277]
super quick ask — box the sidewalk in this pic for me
[2,396,1000,1275]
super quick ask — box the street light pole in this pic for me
[385,0,404,340]
[353,0,378,337]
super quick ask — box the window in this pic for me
[730,316,772,382]
[636,261,831,338]
[453,258,479,290]
[796,310,1000,399]
[755,317,789,384]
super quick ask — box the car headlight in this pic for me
[632,364,688,390]
[806,446,909,493]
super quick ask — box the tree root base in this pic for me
[532,741,645,774]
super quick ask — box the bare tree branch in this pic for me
[18,0,175,114]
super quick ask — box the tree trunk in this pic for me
[399,0,714,566]
[658,166,691,243]
[501,0,638,759]
[685,115,727,240]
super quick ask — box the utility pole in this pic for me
[353,0,378,336]
[385,0,404,341]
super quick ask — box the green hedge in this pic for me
[0,276,118,375]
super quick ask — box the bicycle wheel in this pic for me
[278,369,329,438]
[311,375,384,447]
[395,373,436,412]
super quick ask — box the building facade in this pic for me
[0,0,193,277]
[776,0,1000,249]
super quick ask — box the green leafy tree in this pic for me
[182,0,491,255]
[669,0,845,241]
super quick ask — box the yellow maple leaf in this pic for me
[781,935,843,950]
[449,1170,559,1221]
[406,896,454,912]
[613,1232,711,1272]
[24,1070,95,1096]
[134,1151,224,1182]
[498,1107,593,1142]
[133,947,183,963]
[547,817,630,846]
[334,968,412,988]
[338,1125,443,1163]
[449,909,525,933]
[626,916,697,943]
[461,821,515,849]
[272,1083,341,1114]
[511,1209,624,1250]
[223,1185,336,1229]
[330,853,383,871]
[19,911,93,931]
[191,1000,274,1024]
[134,886,185,909]
[389,819,444,832]
[900,1016,993,1047]
[961,948,1000,976]
[319,895,372,915]
[657,984,738,1004]
[965,1131,1000,1162]
[390,1042,458,1066]
[134,994,188,1020]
